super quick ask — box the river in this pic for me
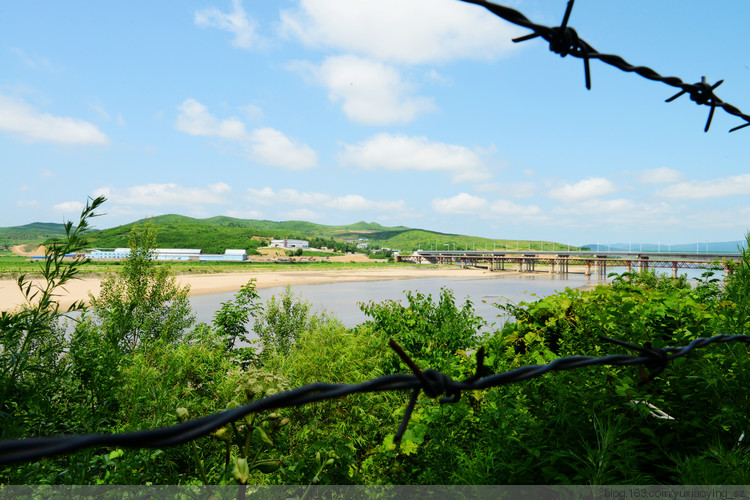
[189,273,602,330]
[189,265,723,331]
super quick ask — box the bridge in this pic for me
[395,250,742,278]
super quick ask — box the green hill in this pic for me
[82,215,574,254]
[0,222,70,250]
[2,215,577,254]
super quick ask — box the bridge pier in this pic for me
[585,260,591,278]
[640,256,649,272]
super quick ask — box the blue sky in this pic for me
[1,0,749,246]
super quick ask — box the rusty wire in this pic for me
[458,0,750,132]
[1,333,749,466]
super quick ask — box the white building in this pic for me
[153,249,202,261]
[269,239,309,249]
[199,249,247,262]
[89,248,132,259]
[89,248,247,261]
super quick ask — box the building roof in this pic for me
[153,249,202,254]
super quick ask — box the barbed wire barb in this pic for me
[458,0,750,133]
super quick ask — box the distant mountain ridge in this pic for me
[583,241,745,254]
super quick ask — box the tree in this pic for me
[88,220,195,353]
[211,280,262,366]
[0,196,105,428]
[253,287,315,360]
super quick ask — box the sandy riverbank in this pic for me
[0,265,606,313]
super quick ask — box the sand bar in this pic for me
[0,267,537,313]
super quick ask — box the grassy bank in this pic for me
[0,256,425,279]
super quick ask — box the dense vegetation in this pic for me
[1,199,749,485]
[1,214,575,255]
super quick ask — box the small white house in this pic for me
[269,239,309,249]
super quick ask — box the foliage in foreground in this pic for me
[1,198,750,485]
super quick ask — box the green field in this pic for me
[0,255,421,279]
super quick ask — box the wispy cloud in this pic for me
[656,174,750,200]
[0,93,108,145]
[53,201,85,213]
[9,47,55,71]
[246,187,408,214]
[339,133,491,183]
[175,99,317,169]
[285,208,324,221]
[431,192,544,221]
[195,0,263,49]
[94,182,232,206]
[638,167,685,185]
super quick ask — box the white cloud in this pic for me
[54,201,85,213]
[431,193,542,219]
[489,199,542,216]
[339,133,490,183]
[247,127,317,170]
[195,0,262,49]
[245,187,407,213]
[553,198,640,215]
[279,0,522,65]
[94,183,232,206]
[175,99,317,169]
[0,93,108,145]
[290,56,435,125]
[657,174,750,200]
[16,200,38,207]
[285,208,323,221]
[175,99,248,140]
[475,181,538,198]
[548,177,617,203]
[638,167,685,184]
[431,193,488,214]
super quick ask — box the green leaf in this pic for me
[254,426,274,447]
[232,457,250,484]
[251,459,284,474]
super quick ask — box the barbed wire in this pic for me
[458,0,750,133]
[1,333,749,466]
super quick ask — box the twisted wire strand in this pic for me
[458,0,750,132]
[1,333,748,466]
